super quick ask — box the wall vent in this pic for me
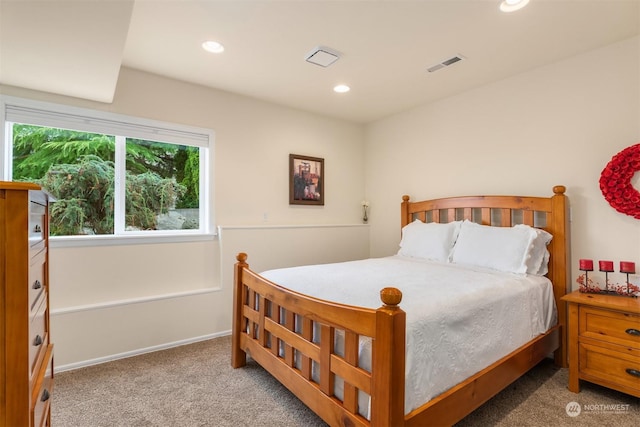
[427,54,465,73]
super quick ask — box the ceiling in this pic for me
[1,1,639,124]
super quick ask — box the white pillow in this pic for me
[398,220,462,262]
[451,221,544,275]
[524,226,553,275]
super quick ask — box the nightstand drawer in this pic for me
[580,306,640,349]
[580,342,640,392]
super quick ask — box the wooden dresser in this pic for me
[0,181,54,427]
[562,290,640,397]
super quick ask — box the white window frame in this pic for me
[1,96,215,247]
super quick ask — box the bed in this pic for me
[231,186,570,426]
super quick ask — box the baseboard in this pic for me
[55,330,231,373]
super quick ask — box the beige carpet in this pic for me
[52,336,638,426]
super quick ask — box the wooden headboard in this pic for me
[400,185,570,366]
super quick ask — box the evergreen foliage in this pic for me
[41,155,115,235]
[13,125,115,179]
[39,155,185,235]
[12,124,194,235]
[175,149,199,209]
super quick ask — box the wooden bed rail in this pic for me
[232,253,406,427]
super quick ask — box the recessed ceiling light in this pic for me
[202,40,224,53]
[499,0,529,13]
[333,84,350,93]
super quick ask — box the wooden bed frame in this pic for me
[231,186,570,426]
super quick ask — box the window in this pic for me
[1,96,213,243]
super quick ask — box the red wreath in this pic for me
[600,143,640,219]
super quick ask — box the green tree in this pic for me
[175,148,199,208]
[125,171,185,230]
[12,124,198,208]
[13,125,115,179]
[40,155,185,235]
[41,155,115,235]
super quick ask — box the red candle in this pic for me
[620,261,636,274]
[599,260,614,272]
[579,259,594,271]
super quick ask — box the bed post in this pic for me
[401,195,411,229]
[371,287,406,427]
[231,252,248,368]
[550,186,570,368]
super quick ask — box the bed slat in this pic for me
[301,318,313,380]
[446,208,456,222]
[258,295,267,347]
[523,209,534,226]
[499,208,511,226]
[284,310,295,367]
[270,302,281,357]
[343,330,360,413]
[319,325,335,395]
[480,207,490,225]
[463,207,472,221]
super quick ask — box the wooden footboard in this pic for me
[232,253,406,426]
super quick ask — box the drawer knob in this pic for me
[32,280,42,290]
[41,389,50,402]
[626,368,640,378]
[625,328,640,337]
[33,335,43,346]
[34,224,42,233]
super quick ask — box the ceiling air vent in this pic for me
[305,46,341,67]
[427,54,465,73]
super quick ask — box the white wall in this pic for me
[365,36,640,290]
[1,67,368,369]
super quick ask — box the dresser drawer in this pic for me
[29,250,46,311]
[29,201,46,246]
[580,306,640,349]
[580,342,640,393]
[31,345,54,427]
[29,295,48,377]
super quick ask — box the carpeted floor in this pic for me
[52,336,638,426]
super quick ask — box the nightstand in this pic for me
[562,291,640,397]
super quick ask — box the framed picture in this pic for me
[289,154,324,205]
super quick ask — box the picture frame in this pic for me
[289,154,324,205]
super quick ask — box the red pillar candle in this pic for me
[579,259,594,271]
[599,260,614,272]
[620,261,636,274]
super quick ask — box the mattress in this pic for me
[260,255,557,415]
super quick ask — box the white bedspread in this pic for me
[260,255,557,415]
